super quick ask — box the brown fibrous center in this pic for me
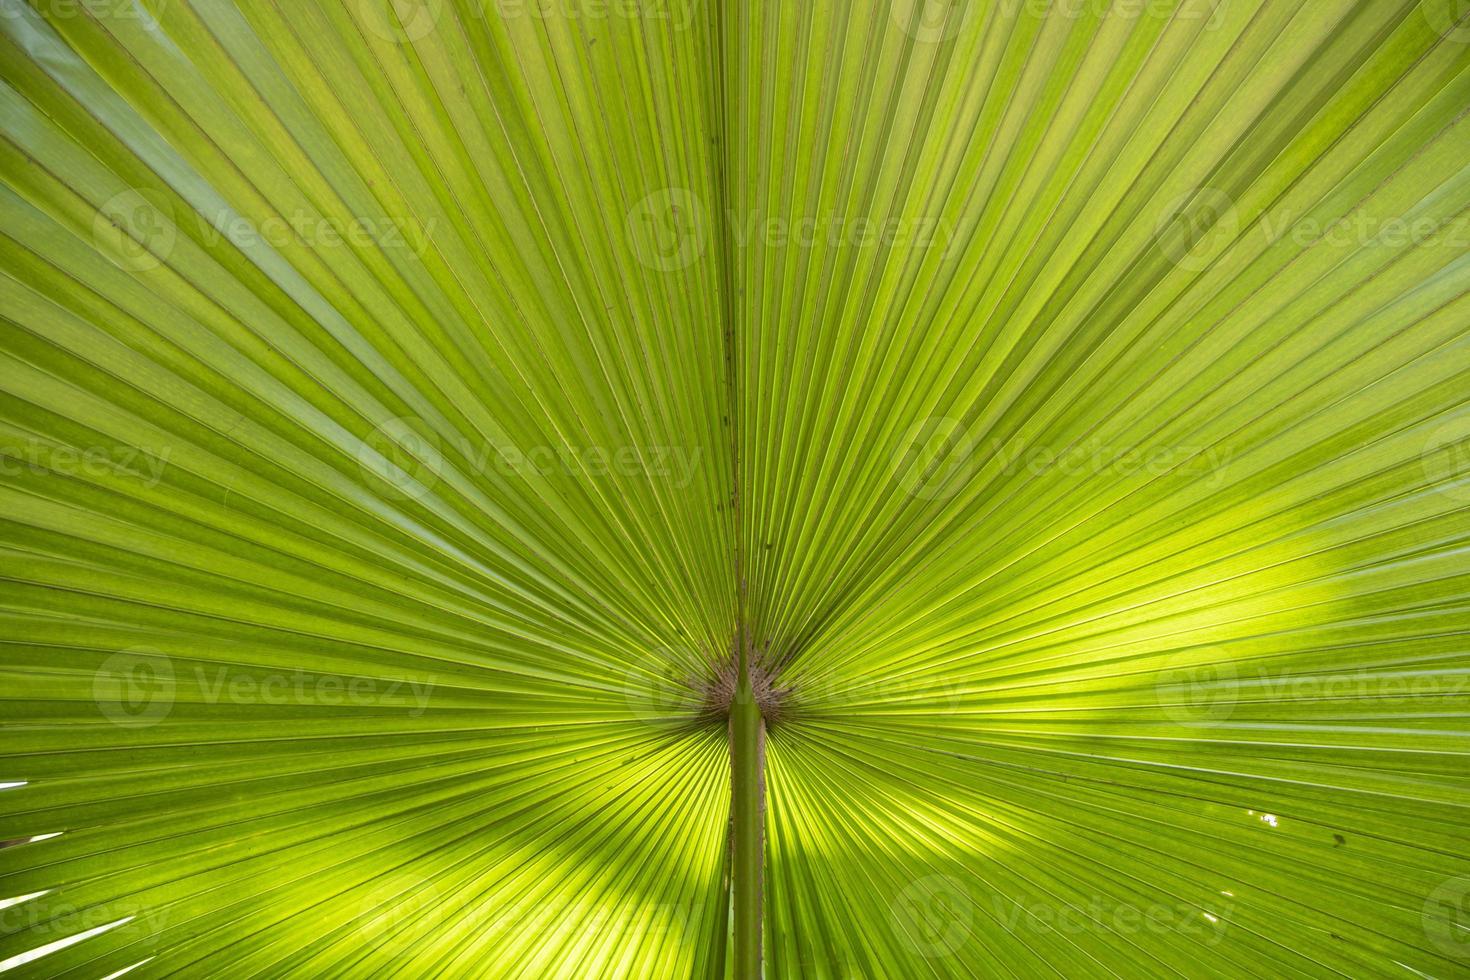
[700,656,789,723]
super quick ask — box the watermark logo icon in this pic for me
[92,189,176,272]
[358,881,444,942]
[357,416,442,501]
[1154,187,1238,272]
[1423,876,1470,960]
[1421,418,1470,503]
[891,874,972,956]
[1422,0,1470,42]
[622,646,700,725]
[0,0,164,25]
[892,416,975,500]
[94,647,175,728]
[626,188,707,271]
[1155,647,1236,724]
[891,0,971,44]
[359,0,442,43]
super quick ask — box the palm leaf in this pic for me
[3,0,1468,977]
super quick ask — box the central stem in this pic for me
[730,646,765,979]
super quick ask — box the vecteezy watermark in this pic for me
[195,207,437,255]
[1423,876,1470,961]
[93,649,436,727]
[890,0,972,43]
[785,671,964,715]
[354,416,706,499]
[358,0,443,42]
[1235,667,1469,704]
[622,645,704,725]
[890,875,974,956]
[357,881,704,951]
[189,666,435,715]
[1155,189,1470,271]
[93,648,176,729]
[1422,0,1470,43]
[1,441,172,487]
[890,418,1233,501]
[891,874,1233,957]
[92,189,177,272]
[990,892,1232,944]
[357,0,698,42]
[1421,417,1470,503]
[723,209,953,253]
[1154,647,1237,725]
[0,0,165,24]
[492,0,696,30]
[90,189,436,271]
[891,0,1227,44]
[1158,661,1470,727]
[1154,186,1239,272]
[625,189,955,270]
[891,416,977,501]
[626,188,708,271]
[0,894,169,938]
[1267,209,1470,251]
[357,416,444,503]
[357,880,446,943]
